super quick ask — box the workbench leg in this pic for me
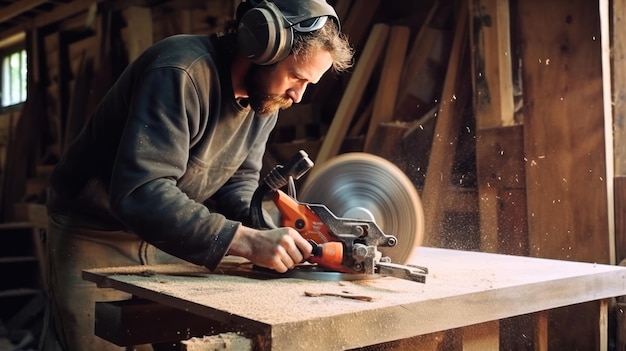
[600,298,608,351]
[535,311,548,351]
[461,321,499,351]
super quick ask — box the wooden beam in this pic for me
[312,24,389,168]
[469,0,519,255]
[469,0,514,129]
[364,25,410,150]
[600,0,615,265]
[421,2,469,247]
[34,0,96,28]
[0,0,49,25]
[615,0,626,177]
[518,0,608,348]
[519,0,608,264]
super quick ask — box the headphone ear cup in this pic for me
[237,2,293,65]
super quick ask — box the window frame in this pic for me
[0,41,27,113]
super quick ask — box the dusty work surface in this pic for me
[83,247,626,350]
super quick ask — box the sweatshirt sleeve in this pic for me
[108,65,236,270]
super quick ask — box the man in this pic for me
[41,0,353,350]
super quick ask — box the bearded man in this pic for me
[41,1,352,350]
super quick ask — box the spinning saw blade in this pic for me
[300,153,425,264]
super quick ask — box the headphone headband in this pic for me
[237,0,339,65]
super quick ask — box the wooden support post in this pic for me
[599,299,608,351]
[613,0,626,263]
[421,3,470,247]
[535,311,548,351]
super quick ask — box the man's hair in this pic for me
[291,19,353,73]
[221,13,353,72]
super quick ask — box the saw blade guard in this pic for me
[300,152,425,264]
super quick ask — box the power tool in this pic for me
[250,150,427,283]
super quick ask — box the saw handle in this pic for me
[308,240,344,268]
[250,150,313,229]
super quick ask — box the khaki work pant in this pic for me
[40,214,187,351]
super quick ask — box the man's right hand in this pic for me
[227,226,313,273]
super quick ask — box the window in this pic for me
[1,46,27,109]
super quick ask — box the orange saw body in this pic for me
[250,150,427,283]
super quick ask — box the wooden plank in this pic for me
[312,24,389,168]
[475,126,526,253]
[600,0,615,265]
[0,0,48,24]
[469,0,517,254]
[63,49,93,152]
[518,0,608,263]
[421,2,470,247]
[496,188,528,256]
[33,0,96,28]
[394,1,449,122]
[364,26,410,150]
[614,0,626,177]
[182,333,252,351]
[518,1,608,349]
[616,177,626,263]
[469,0,514,129]
[123,6,153,62]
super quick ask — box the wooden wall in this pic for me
[0,0,624,348]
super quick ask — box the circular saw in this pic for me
[250,150,427,283]
[300,152,425,264]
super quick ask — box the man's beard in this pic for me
[245,65,292,116]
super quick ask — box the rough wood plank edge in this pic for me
[181,333,252,351]
[312,24,390,170]
[421,2,470,247]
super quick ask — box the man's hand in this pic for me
[227,226,313,273]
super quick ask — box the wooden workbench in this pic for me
[83,247,626,350]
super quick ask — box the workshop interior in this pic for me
[0,0,626,350]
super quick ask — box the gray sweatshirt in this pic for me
[48,34,277,270]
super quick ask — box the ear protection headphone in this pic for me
[237,0,339,66]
